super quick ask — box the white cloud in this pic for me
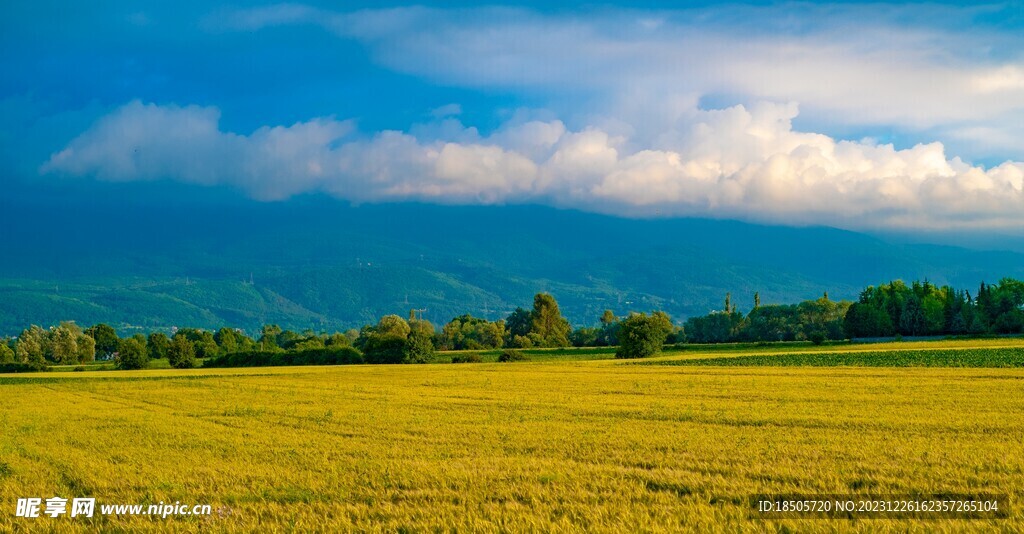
[43,100,1024,230]
[32,3,1024,231]
[42,101,355,200]
[206,4,1024,145]
[972,66,1024,93]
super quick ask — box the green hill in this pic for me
[2,199,1023,335]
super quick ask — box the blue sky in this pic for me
[3,1,1024,231]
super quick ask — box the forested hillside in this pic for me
[3,197,1024,335]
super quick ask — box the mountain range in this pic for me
[3,191,1023,336]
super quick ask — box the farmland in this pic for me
[3,341,1024,531]
[655,346,1024,367]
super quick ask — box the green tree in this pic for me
[86,323,119,356]
[16,326,46,364]
[966,304,987,334]
[376,315,412,338]
[899,295,926,336]
[570,327,600,347]
[358,315,435,364]
[747,304,801,341]
[590,309,621,346]
[948,309,967,334]
[147,332,171,360]
[684,311,743,343]
[921,294,946,334]
[167,334,196,369]
[76,334,96,362]
[405,319,435,364]
[797,295,849,341]
[359,315,412,364]
[325,333,351,348]
[292,336,326,351]
[214,328,240,354]
[48,323,80,363]
[259,324,283,351]
[115,338,148,370]
[507,334,534,348]
[844,302,894,338]
[616,312,673,359]
[179,329,218,358]
[0,341,14,364]
[440,315,504,350]
[529,293,571,347]
[505,308,532,340]
[994,310,1024,334]
[976,282,994,325]
[277,329,303,349]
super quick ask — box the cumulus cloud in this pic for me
[42,101,356,200]
[43,100,1024,230]
[206,3,1024,147]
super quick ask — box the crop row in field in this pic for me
[429,345,623,363]
[654,347,1024,367]
[438,338,1024,365]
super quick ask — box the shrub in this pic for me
[616,312,673,359]
[451,354,483,364]
[362,336,407,364]
[497,349,529,362]
[204,347,364,368]
[808,331,827,345]
[508,335,533,348]
[0,362,49,373]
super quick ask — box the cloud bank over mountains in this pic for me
[44,99,1024,230]
[39,4,1024,230]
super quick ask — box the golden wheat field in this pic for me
[3,342,1024,532]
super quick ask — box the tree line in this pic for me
[844,279,1024,337]
[3,278,1024,371]
[678,278,1024,343]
